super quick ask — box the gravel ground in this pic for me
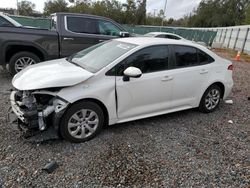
[0,53,249,187]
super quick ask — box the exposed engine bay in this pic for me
[8,89,69,135]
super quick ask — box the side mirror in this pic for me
[119,31,130,38]
[123,67,142,81]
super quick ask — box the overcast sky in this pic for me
[0,0,201,19]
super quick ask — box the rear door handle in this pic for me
[63,37,74,41]
[161,76,173,82]
[99,39,106,42]
[200,69,208,74]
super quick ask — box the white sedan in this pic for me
[10,37,233,142]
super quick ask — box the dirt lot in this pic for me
[0,52,249,187]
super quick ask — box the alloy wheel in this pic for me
[14,57,36,72]
[67,109,99,139]
[205,89,220,110]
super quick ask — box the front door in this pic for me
[60,16,124,57]
[115,45,173,120]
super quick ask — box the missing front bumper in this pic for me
[8,91,69,140]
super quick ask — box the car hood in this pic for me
[12,58,94,90]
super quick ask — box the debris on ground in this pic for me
[42,161,59,174]
[225,99,233,104]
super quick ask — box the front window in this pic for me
[110,45,169,76]
[98,20,121,36]
[68,40,137,73]
[0,17,13,27]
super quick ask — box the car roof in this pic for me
[115,37,216,57]
[146,32,183,37]
[53,12,114,21]
[115,37,187,46]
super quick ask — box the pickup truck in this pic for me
[0,12,129,75]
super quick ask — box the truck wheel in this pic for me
[9,51,40,75]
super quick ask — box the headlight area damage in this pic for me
[8,89,69,139]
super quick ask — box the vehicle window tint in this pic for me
[155,35,166,38]
[67,17,97,34]
[166,35,180,40]
[174,46,198,67]
[0,17,12,27]
[198,50,214,64]
[116,46,169,75]
[98,20,121,36]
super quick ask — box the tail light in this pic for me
[228,64,233,71]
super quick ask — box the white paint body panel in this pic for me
[12,37,234,126]
[12,59,94,90]
[116,70,173,120]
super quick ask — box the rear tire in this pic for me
[9,51,40,75]
[60,101,104,143]
[199,85,221,113]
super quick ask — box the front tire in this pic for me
[9,51,40,75]
[199,85,221,113]
[60,101,104,143]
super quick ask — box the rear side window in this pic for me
[173,45,214,68]
[166,35,181,40]
[66,17,97,34]
[198,50,214,64]
[155,35,166,38]
[113,45,169,75]
[174,46,198,67]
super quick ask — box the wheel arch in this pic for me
[3,42,48,63]
[65,98,109,126]
[199,81,225,106]
[207,82,225,99]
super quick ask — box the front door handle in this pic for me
[99,39,106,42]
[63,37,74,41]
[200,69,209,74]
[161,76,173,82]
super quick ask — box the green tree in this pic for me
[136,0,146,24]
[187,0,250,27]
[122,0,137,24]
[245,5,250,24]
[18,0,35,16]
[69,1,92,14]
[44,0,68,16]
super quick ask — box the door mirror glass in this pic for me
[119,31,130,37]
[124,67,142,78]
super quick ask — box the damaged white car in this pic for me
[9,38,233,143]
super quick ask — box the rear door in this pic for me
[169,45,214,108]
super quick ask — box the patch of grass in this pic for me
[213,48,250,63]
